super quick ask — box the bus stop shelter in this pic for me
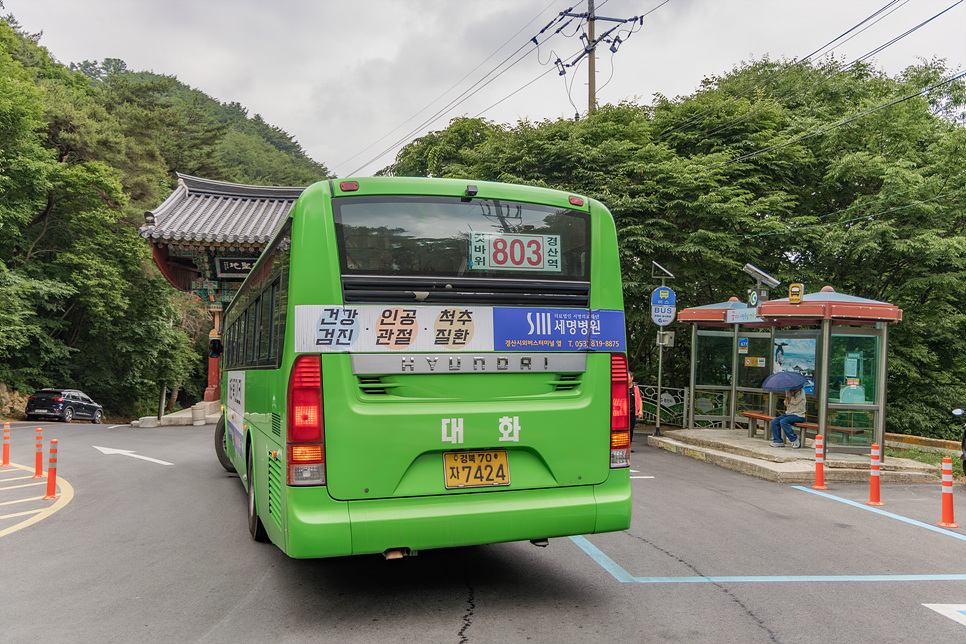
[677,286,903,455]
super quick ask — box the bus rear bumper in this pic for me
[284,470,630,558]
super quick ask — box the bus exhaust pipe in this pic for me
[530,538,549,548]
[383,548,417,560]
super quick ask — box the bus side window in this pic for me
[239,309,248,367]
[267,280,279,361]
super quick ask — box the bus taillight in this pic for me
[288,354,325,486]
[610,353,630,468]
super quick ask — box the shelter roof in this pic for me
[678,287,903,327]
[758,286,902,324]
[677,296,769,326]
[138,173,305,245]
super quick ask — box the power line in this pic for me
[558,1,645,115]
[701,0,962,140]
[662,0,907,137]
[715,70,966,168]
[346,1,656,175]
[473,66,559,117]
[736,184,966,238]
[334,1,565,176]
[344,40,541,177]
[730,169,965,238]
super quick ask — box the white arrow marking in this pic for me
[924,604,966,627]
[93,446,173,466]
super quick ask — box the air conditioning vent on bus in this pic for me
[341,275,590,307]
[267,456,283,529]
[271,413,282,437]
[358,376,389,395]
[552,373,582,392]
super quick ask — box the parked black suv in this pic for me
[25,389,104,424]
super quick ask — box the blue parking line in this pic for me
[570,535,966,583]
[572,484,966,583]
[569,535,635,582]
[792,486,966,542]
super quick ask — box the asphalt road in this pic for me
[2,422,966,643]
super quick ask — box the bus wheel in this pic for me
[215,416,236,473]
[246,447,269,543]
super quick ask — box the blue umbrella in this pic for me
[761,371,808,392]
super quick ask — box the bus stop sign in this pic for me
[651,287,676,326]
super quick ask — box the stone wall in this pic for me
[0,384,28,420]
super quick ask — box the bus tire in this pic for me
[215,416,236,473]
[247,446,269,543]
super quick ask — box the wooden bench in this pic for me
[741,411,817,443]
[794,422,819,441]
[741,411,775,439]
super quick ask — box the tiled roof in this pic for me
[139,173,305,244]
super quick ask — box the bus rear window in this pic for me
[334,196,590,280]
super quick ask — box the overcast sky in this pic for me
[6,0,965,179]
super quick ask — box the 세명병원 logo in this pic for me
[527,312,552,335]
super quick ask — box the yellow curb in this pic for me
[885,432,960,451]
[0,463,74,537]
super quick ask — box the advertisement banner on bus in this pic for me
[293,305,625,353]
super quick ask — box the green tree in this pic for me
[379,57,966,437]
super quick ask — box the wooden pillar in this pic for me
[204,310,222,402]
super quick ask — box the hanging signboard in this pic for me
[215,257,259,279]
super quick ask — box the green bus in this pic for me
[214,176,631,559]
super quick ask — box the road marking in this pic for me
[569,536,966,584]
[1,495,46,506]
[630,476,655,479]
[2,509,45,520]
[93,446,173,466]
[793,486,966,542]
[0,463,74,538]
[1,472,38,481]
[924,604,966,627]
[1,481,47,491]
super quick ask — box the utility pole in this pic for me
[559,1,637,117]
[588,0,596,115]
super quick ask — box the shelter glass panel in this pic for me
[737,334,771,388]
[695,333,733,387]
[772,331,819,395]
[827,333,879,405]
[827,408,876,447]
[736,389,769,416]
[693,388,730,427]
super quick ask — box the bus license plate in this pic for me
[444,450,510,489]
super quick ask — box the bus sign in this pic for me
[470,231,561,272]
[651,287,676,326]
